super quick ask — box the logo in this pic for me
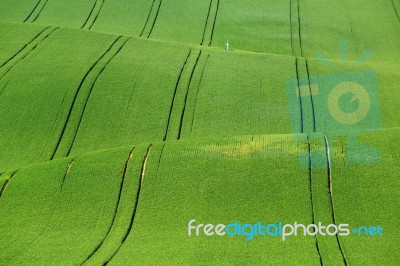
[188,219,383,241]
[286,39,382,167]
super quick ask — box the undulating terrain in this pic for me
[0,0,399,265]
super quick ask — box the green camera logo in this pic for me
[286,40,382,167]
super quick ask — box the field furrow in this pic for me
[106,144,153,264]
[306,136,324,266]
[81,0,102,30]
[323,135,348,265]
[24,0,49,23]
[0,26,56,82]
[52,36,130,158]
[82,146,136,265]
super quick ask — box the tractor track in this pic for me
[81,0,106,30]
[0,171,18,198]
[60,160,74,191]
[50,36,130,158]
[296,0,304,57]
[305,60,316,132]
[66,36,130,156]
[163,49,192,141]
[50,36,123,159]
[23,0,42,22]
[31,0,49,23]
[0,27,58,82]
[209,0,220,45]
[140,0,157,37]
[290,0,294,55]
[147,0,164,38]
[201,0,214,45]
[307,136,324,266]
[189,54,209,136]
[105,144,152,264]
[177,50,202,139]
[89,0,105,30]
[0,27,49,69]
[82,147,135,264]
[391,0,400,23]
[23,0,49,23]
[295,58,304,133]
[323,136,348,266]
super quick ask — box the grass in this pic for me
[0,0,399,264]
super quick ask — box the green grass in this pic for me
[0,0,399,264]
[0,27,117,171]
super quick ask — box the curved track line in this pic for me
[295,58,304,133]
[0,27,49,69]
[82,147,135,264]
[189,54,209,136]
[0,27,58,82]
[307,136,323,266]
[23,0,42,22]
[60,160,75,191]
[297,0,304,57]
[163,49,192,141]
[66,37,130,156]
[201,0,213,45]
[323,136,348,266]
[209,0,220,45]
[81,0,99,29]
[140,0,157,37]
[0,171,18,198]
[31,0,49,23]
[105,144,152,264]
[88,0,106,30]
[305,60,316,132]
[178,50,202,139]
[147,0,163,38]
[391,0,400,22]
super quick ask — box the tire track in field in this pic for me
[81,0,100,29]
[82,147,135,264]
[323,135,348,266]
[391,0,400,23]
[201,0,213,45]
[140,0,157,37]
[209,0,220,45]
[51,36,130,158]
[201,0,220,46]
[289,0,294,55]
[163,49,192,141]
[0,171,18,198]
[105,144,152,264]
[305,60,316,132]
[0,27,58,82]
[296,0,304,57]
[295,58,304,133]
[66,37,130,156]
[23,0,42,22]
[306,136,324,266]
[81,0,106,30]
[25,0,49,23]
[0,27,49,69]
[60,160,74,191]
[189,54,209,136]
[177,50,202,139]
[147,0,163,38]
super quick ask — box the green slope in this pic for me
[0,0,399,264]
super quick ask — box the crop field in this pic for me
[0,0,399,265]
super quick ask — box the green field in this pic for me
[0,0,399,265]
